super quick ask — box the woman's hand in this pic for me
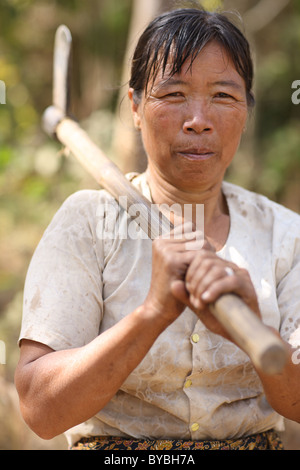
[144,223,260,342]
[143,223,204,326]
[173,243,261,341]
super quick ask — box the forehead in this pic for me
[149,41,245,90]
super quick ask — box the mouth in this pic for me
[177,149,215,161]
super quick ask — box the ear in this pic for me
[128,88,141,130]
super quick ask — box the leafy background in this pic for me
[0,0,299,449]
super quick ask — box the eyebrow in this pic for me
[209,80,244,91]
[152,78,244,96]
[154,78,186,89]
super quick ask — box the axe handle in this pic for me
[55,116,288,375]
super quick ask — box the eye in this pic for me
[215,92,236,100]
[164,92,184,98]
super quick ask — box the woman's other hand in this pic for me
[174,244,261,341]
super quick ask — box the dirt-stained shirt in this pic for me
[19,173,300,446]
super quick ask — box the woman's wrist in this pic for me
[133,301,175,334]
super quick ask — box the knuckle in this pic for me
[164,250,175,269]
[203,240,215,252]
[236,268,252,285]
[194,250,210,266]
[238,267,250,277]
[152,237,168,254]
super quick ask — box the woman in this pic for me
[15,8,300,450]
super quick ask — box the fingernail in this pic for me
[190,295,201,309]
[201,291,210,301]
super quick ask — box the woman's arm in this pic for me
[15,227,201,439]
[15,305,169,440]
[254,333,300,423]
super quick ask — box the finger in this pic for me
[171,279,208,313]
[170,279,190,304]
[162,222,204,241]
[157,249,199,283]
[188,276,237,310]
[160,222,194,239]
[188,264,231,301]
[158,230,205,252]
[184,238,204,251]
[200,274,244,304]
[186,261,239,310]
[185,251,219,286]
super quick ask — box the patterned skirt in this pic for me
[70,430,284,450]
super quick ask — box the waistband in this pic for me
[70,430,284,450]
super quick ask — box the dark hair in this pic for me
[129,8,255,107]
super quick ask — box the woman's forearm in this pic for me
[15,305,169,440]
[255,337,300,424]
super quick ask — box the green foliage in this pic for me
[201,0,223,11]
[248,1,300,209]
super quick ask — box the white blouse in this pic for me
[19,173,300,446]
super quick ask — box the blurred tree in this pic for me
[220,0,300,212]
[111,0,163,173]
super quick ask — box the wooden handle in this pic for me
[210,295,287,374]
[56,118,170,236]
[55,117,288,374]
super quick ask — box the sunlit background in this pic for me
[0,0,300,449]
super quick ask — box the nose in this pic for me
[183,101,213,135]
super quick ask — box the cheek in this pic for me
[141,107,179,153]
[149,109,176,135]
[144,100,182,132]
[218,109,247,151]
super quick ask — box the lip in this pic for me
[177,149,215,161]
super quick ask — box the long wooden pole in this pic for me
[47,115,288,375]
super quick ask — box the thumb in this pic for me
[171,280,190,304]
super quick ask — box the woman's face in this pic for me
[129,41,249,192]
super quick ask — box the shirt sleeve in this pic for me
[276,217,300,348]
[19,190,105,351]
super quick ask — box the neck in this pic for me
[145,168,230,250]
[146,167,227,219]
